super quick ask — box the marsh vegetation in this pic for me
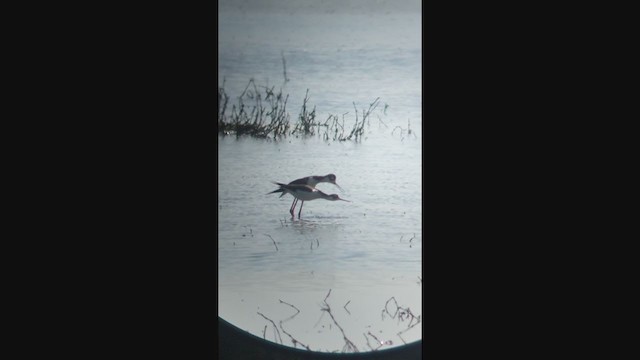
[218,78,391,142]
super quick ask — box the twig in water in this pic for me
[320,289,359,353]
[313,310,326,329]
[343,300,351,315]
[397,333,406,345]
[380,297,421,344]
[397,314,421,344]
[275,298,307,349]
[279,320,311,350]
[377,114,388,128]
[264,234,278,251]
[407,119,417,139]
[364,334,374,351]
[257,312,283,344]
[324,289,332,302]
[383,297,400,319]
[281,51,289,83]
[279,299,301,320]
[365,331,393,350]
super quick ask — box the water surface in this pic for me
[218,0,422,352]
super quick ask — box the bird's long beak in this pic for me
[339,198,350,202]
[333,182,344,191]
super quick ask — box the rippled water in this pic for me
[218,0,422,352]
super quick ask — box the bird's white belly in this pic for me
[287,190,319,201]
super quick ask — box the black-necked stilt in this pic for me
[270,182,349,218]
[268,174,343,217]
[271,174,342,194]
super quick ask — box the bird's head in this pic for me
[325,174,343,191]
[327,194,350,202]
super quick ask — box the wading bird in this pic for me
[269,182,349,218]
[270,174,342,194]
[268,174,343,217]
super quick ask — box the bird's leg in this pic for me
[289,198,298,218]
[298,200,304,218]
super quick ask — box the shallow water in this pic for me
[218,0,422,352]
[218,135,421,351]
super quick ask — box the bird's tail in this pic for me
[266,181,288,196]
[267,188,284,195]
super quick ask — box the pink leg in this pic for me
[289,198,298,217]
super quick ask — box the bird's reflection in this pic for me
[291,218,318,234]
